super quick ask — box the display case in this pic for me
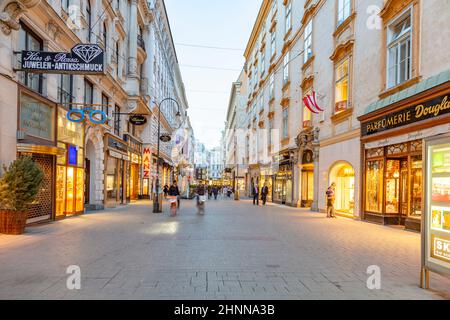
[423,136,450,278]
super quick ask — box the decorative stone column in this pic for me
[126,0,139,97]
[311,127,320,212]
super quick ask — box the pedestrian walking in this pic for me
[261,183,269,206]
[208,185,212,200]
[212,186,219,200]
[252,184,260,206]
[326,182,337,218]
[168,181,181,208]
[163,185,169,199]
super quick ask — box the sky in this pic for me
[164,0,261,149]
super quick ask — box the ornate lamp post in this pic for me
[153,97,182,213]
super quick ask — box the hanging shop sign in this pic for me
[21,44,104,75]
[160,134,172,142]
[129,115,148,126]
[362,94,450,137]
[143,147,151,179]
[422,135,450,288]
[20,93,55,141]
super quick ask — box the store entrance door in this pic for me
[385,158,409,225]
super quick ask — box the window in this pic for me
[258,94,264,113]
[260,50,265,75]
[270,31,276,58]
[268,118,273,146]
[387,10,412,88]
[337,0,351,26]
[102,22,107,49]
[84,79,93,106]
[282,108,289,139]
[304,20,313,63]
[335,57,349,113]
[285,1,292,34]
[271,0,277,17]
[58,74,73,107]
[114,105,121,136]
[283,52,290,85]
[61,0,69,11]
[303,105,312,128]
[115,41,120,77]
[101,93,110,124]
[86,0,92,42]
[18,24,43,93]
[269,74,275,100]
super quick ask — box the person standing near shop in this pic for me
[261,183,269,206]
[326,182,337,218]
[253,184,260,206]
[163,185,169,199]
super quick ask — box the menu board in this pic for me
[424,138,450,275]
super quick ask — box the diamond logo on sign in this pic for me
[72,44,103,63]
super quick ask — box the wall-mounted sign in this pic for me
[21,44,104,75]
[67,109,108,125]
[362,94,450,137]
[20,93,55,141]
[160,134,172,142]
[108,136,128,153]
[129,115,148,126]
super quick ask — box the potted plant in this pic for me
[0,156,43,235]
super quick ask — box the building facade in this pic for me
[0,0,194,223]
[239,0,450,231]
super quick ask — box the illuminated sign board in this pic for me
[362,94,450,137]
[143,147,151,179]
[21,44,104,75]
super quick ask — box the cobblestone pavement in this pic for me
[0,197,449,300]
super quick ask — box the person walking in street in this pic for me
[163,185,169,199]
[208,185,212,200]
[196,183,206,205]
[252,184,260,206]
[261,183,269,206]
[212,186,219,200]
[168,181,181,208]
[326,182,337,218]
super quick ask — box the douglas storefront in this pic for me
[359,71,450,231]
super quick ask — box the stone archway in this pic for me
[329,161,356,216]
[85,128,105,210]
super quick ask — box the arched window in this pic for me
[86,1,92,41]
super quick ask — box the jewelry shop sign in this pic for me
[362,94,450,137]
[21,44,104,74]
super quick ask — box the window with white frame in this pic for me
[260,50,266,75]
[282,108,289,139]
[269,73,275,100]
[304,20,313,63]
[270,30,276,58]
[259,94,264,113]
[285,1,292,34]
[337,0,351,26]
[387,9,412,89]
[271,0,277,18]
[283,51,290,85]
[335,57,349,113]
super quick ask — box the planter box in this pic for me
[0,210,28,235]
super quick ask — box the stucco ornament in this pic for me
[0,0,41,35]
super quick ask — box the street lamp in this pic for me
[153,97,182,213]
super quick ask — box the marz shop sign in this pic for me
[362,94,450,137]
[21,44,104,74]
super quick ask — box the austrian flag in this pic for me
[303,91,323,114]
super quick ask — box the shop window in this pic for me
[366,160,384,213]
[331,164,355,214]
[337,0,351,26]
[387,9,412,89]
[304,20,313,63]
[106,156,118,200]
[411,155,422,217]
[18,23,43,93]
[367,147,384,158]
[387,143,408,155]
[335,57,349,113]
[385,160,401,214]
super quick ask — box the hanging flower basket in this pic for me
[0,210,28,235]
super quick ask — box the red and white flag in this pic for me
[303,91,323,113]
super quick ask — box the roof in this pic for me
[364,69,450,115]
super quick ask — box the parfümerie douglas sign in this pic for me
[21,44,104,74]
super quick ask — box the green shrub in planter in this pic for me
[0,157,44,235]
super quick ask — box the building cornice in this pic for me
[244,0,271,59]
